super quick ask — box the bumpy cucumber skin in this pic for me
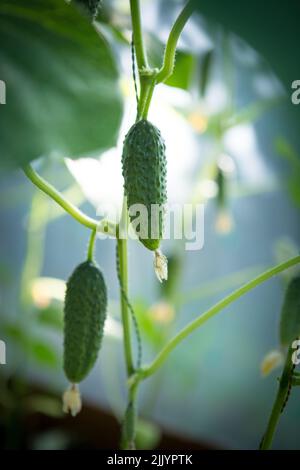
[64,261,107,383]
[122,119,167,251]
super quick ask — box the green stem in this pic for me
[117,197,134,376]
[140,256,300,379]
[129,0,148,70]
[117,236,134,376]
[156,1,195,83]
[121,377,140,449]
[260,343,296,450]
[139,77,156,119]
[23,164,116,236]
[87,229,97,262]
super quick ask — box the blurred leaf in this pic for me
[280,276,300,346]
[196,0,300,93]
[275,137,300,168]
[226,98,281,129]
[2,323,25,347]
[134,299,166,347]
[28,338,59,368]
[0,0,123,170]
[3,322,60,368]
[26,395,63,418]
[36,301,63,331]
[166,52,195,90]
[287,177,300,208]
[273,237,300,283]
[199,49,214,97]
[146,33,195,91]
[159,252,182,301]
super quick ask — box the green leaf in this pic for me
[2,321,60,368]
[28,338,60,368]
[199,49,214,97]
[0,0,123,170]
[146,33,195,91]
[26,395,64,418]
[280,276,300,346]
[36,302,63,331]
[195,0,300,93]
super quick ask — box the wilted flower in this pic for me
[154,250,168,283]
[260,349,284,377]
[63,384,82,417]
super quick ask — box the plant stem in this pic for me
[156,1,195,83]
[117,197,134,376]
[129,0,148,71]
[23,164,116,236]
[140,77,156,119]
[117,236,134,376]
[260,343,296,450]
[121,377,141,449]
[87,229,97,262]
[140,256,300,379]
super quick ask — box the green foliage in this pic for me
[122,120,167,251]
[199,49,214,97]
[63,261,107,383]
[146,33,195,91]
[3,322,60,368]
[36,301,63,331]
[74,0,102,19]
[280,276,300,346]
[0,0,123,169]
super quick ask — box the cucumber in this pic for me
[122,119,167,251]
[63,261,107,383]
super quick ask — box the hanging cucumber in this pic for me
[122,119,167,252]
[63,260,107,385]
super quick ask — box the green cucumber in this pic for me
[63,261,107,383]
[122,119,167,251]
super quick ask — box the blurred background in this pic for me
[0,0,300,450]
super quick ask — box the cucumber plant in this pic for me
[19,0,300,450]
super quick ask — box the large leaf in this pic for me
[194,0,300,93]
[146,33,196,91]
[280,276,300,346]
[0,0,123,169]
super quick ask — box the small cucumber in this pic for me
[122,119,167,251]
[63,261,107,383]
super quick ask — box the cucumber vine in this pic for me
[21,0,300,450]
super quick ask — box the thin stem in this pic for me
[23,164,116,236]
[129,0,148,70]
[117,198,134,376]
[140,256,300,379]
[140,77,156,119]
[156,1,195,83]
[260,343,296,450]
[87,229,97,262]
